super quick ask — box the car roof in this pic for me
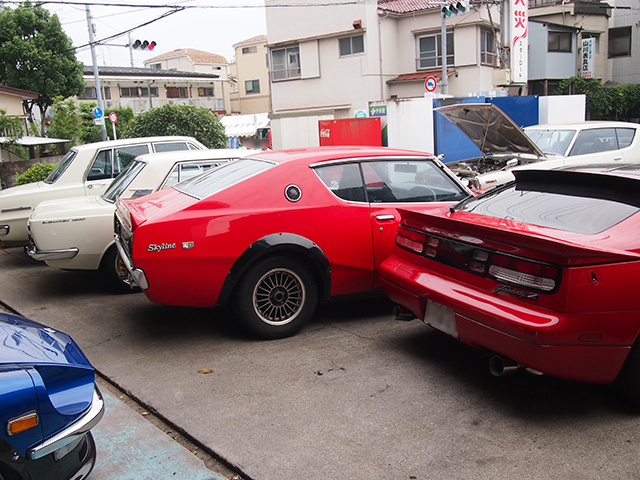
[245,146,436,166]
[525,121,640,130]
[70,136,205,152]
[134,148,258,166]
[556,163,640,178]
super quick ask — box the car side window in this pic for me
[87,150,112,180]
[616,128,636,149]
[568,128,617,156]
[115,145,150,175]
[316,164,365,202]
[153,142,189,153]
[161,161,227,189]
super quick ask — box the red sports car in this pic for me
[380,166,640,404]
[114,147,471,339]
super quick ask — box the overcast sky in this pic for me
[45,1,267,68]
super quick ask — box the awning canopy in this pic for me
[221,113,270,137]
[0,136,70,146]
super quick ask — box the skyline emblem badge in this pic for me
[182,241,194,250]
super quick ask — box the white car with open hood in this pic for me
[0,136,206,246]
[438,103,640,189]
[26,149,256,291]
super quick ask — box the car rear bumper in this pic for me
[380,256,632,384]
[114,232,148,290]
[25,241,79,261]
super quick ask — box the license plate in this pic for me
[425,300,458,338]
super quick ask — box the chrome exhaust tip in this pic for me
[489,355,520,377]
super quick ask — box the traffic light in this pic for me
[441,0,469,17]
[132,40,156,50]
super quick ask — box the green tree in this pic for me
[0,2,85,135]
[47,96,82,146]
[14,162,55,185]
[123,104,227,148]
[0,108,26,159]
[78,102,135,144]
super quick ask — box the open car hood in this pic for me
[436,103,546,158]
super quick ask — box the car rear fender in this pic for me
[216,232,331,307]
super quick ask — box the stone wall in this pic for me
[0,145,65,189]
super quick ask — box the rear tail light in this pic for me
[395,224,561,294]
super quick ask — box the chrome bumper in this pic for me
[25,242,79,261]
[114,233,148,290]
[28,386,104,460]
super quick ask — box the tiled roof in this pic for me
[146,48,228,64]
[82,66,219,79]
[387,69,455,83]
[234,35,267,47]
[378,0,442,14]
[0,84,38,99]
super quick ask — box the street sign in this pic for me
[425,76,437,93]
[355,110,367,118]
[93,117,105,126]
[92,107,103,119]
[109,112,118,124]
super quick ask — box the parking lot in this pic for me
[2,245,640,480]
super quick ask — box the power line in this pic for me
[4,1,358,7]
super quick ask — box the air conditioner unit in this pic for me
[492,69,511,87]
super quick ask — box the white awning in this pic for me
[221,113,270,137]
[0,136,70,146]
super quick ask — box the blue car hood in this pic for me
[0,312,91,368]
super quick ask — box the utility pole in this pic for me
[441,4,448,95]
[85,5,108,141]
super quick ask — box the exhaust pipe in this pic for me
[489,355,520,377]
[393,304,416,322]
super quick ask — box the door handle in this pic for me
[614,157,623,161]
[376,214,395,222]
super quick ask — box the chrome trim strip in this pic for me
[1,206,31,214]
[25,242,79,261]
[115,234,148,289]
[309,155,437,169]
[28,387,104,460]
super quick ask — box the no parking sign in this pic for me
[425,76,437,93]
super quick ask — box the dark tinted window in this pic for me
[174,158,274,200]
[153,142,190,153]
[115,145,150,174]
[316,163,365,202]
[456,171,639,234]
[102,160,147,203]
[87,150,112,180]
[617,128,636,149]
[568,128,617,156]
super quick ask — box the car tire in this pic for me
[101,245,138,293]
[233,256,318,339]
[615,339,640,408]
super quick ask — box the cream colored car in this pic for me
[439,104,640,189]
[26,149,255,291]
[0,136,205,246]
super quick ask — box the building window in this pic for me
[245,80,260,94]
[548,31,572,52]
[149,63,162,69]
[339,35,364,56]
[417,33,453,69]
[78,87,111,100]
[480,29,497,66]
[120,87,137,97]
[608,26,632,58]
[166,87,190,98]
[198,87,215,97]
[242,45,257,54]
[140,87,158,97]
[271,45,300,81]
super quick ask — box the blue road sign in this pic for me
[93,107,103,119]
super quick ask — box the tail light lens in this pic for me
[396,225,426,254]
[489,254,559,292]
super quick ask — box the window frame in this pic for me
[198,87,215,97]
[608,26,632,58]
[480,28,497,66]
[242,45,257,54]
[245,79,260,94]
[548,31,573,53]
[416,32,454,70]
[339,34,365,57]
[270,45,301,81]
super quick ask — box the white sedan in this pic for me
[438,104,640,189]
[26,149,255,291]
[0,136,205,246]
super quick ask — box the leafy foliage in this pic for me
[555,78,640,121]
[47,96,82,146]
[78,102,135,144]
[14,162,55,185]
[0,108,27,159]
[123,104,227,148]
[0,3,85,133]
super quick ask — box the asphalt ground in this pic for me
[2,245,640,480]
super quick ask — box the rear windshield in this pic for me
[44,150,77,184]
[174,158,274,200]
[102,160,147,203]
[455,170,640,235]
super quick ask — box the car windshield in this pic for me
[455,170,640,235]
[174,158,274,200]
[101,160,147,203]
[44,150,77,184]
[524,128,576,156]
